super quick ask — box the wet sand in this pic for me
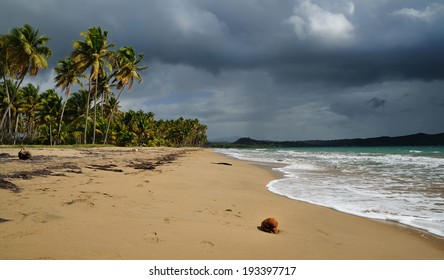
[0,147,443,259]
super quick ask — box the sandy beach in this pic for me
[0,147,443,260]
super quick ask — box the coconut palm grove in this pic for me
[0,24,208,147]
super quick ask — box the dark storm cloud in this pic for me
[3,0,443,83]
[367,97,386,109]
[1,0,444,140]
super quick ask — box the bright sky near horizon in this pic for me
[1,0,444,141]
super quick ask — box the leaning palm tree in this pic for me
[54,57,83,144]
[112,46,147,92]
[103,46,147,144]
[0,24,51,141]
[71,26,113,144]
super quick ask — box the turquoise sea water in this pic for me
[215,146,444,237]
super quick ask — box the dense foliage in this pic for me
[1,24,207,147]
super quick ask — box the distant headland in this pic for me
[209,132,444,148]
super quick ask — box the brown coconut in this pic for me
[18,147,32,160]
[260,217,279,233]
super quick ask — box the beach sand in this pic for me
[0,147,443,260]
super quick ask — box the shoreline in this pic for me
[218,151,444,242]
[215,148,444,241]
[1,147,443,259]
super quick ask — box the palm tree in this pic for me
[91,73,112,118]
[64,90,89,144]
[1,36,14,137]
[112,46,147,92]
[54,57,83,144]
[0,24,51,141]
[8,24,52,79]
[20,83,40,141]
[37,89,61,145]
[103,46,147,144]
[0,80,17,141]
[102,94,120,144]
[71,26,113,144]
[11,88,25,144]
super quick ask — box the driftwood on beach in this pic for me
[211,162,233,166]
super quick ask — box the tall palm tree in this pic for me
[54,57,83,144]
[0,24,51,140]
[71,26,113,144]
[104,46,147,144]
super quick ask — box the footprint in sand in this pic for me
[30,212,63,223]
[80,191,114,198]
[144,232,162,243]
[3,229,42,240]
[62,198,95,208]
[200,240,215,247]
[163,217,175,224]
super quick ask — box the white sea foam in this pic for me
[215,147,444,237]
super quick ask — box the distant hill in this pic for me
[208,136,243,143]
[223,132,444,148]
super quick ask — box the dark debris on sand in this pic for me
[128,151,185,170]
[0,169,54,180]
[0,178,21,193]
[0,217,12,223]
[0,153,13,159]
[0,149,188,194]
[86,164,124,172]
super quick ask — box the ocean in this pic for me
[214,146,444,237]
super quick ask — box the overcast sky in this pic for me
[1,0,444,141]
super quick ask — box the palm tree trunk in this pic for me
[84,85,91,144]
[92,76,98,145]
[2,75,28,142]
[0,77,11,135]
[103,89,123,144]
[103,111,114,145]
[49,123,53,146]
[13,113,19,145]
[0,108,9,135]
[57,95,69,145]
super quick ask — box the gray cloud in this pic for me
[1,0,444,140]
[367,97,386,109]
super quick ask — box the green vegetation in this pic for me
[1,24,207,147]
